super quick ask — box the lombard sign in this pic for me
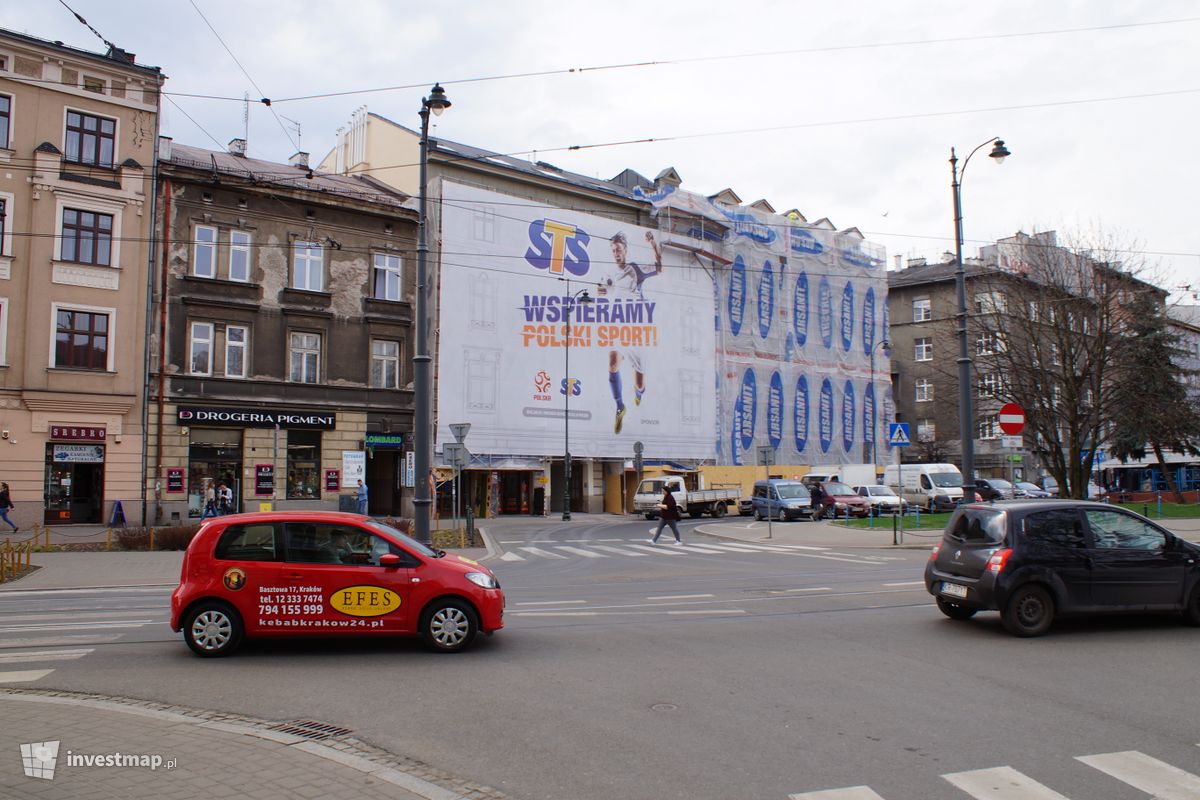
[176,406,336,430]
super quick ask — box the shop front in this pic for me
[44,425,108,524]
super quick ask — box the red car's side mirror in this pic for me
[378,553,402,568]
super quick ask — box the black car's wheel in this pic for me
[936,596,978,621]
[421,599,479,653]
[711,502,726,518]
[1184,585,1200,626]
[183,601,244,657]
[1001,585,1055,637]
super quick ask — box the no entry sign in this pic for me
[998,403,1026,435]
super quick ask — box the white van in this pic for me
[883,463,964,511]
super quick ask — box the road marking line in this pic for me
[883,581,926,587]
[499,540,524,544]
[0,635,122,648]
[508,611,597,617]
[0,587,170,597]
[666,609,744,615]
[789,786,886,799]
[944,765,1071,799]
[517,547,568,560]
[0,621,153,633]
[0,611,160,623]
[512,600,587,606]
[554,546,607,558]
[590,545,648,557]
[767,588,832,594]
[0,648,94,664]
[627,544,688,555]
[1077,750,1200,799]
[646,594,715,601]
[597,538,626,542]
[498,552,525,561]
[0,669,54,683]
[674,543,729,553]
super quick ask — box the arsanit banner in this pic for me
[436,182,716,460]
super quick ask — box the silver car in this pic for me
[853,484,906,514]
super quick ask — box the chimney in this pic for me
[228,138,247,157]
[289,152,310,169]
[158,136,172,160]
[906,256,927,268]
[106,45,136,64]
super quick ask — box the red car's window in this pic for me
[214,523,279,561]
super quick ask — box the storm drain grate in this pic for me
[269,719,354,740]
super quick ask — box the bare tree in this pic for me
[972,231,1157,499]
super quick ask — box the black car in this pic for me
[974,478,1016,501]
[924,500,1200,636]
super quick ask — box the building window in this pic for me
[915,378,933,402]
[914,337,933,362]
[54,309,109,370]
[289,332,320,383]
[286,430,321,499]
[193,225,216,278]
[61,208,113,266]
[373,253,402,301]
[0,95,10,149]
[976,330,1002,355]
[978,414,1001,440]
[974,291,1005,315]
[64,110,116,168]
[225,325,247,378]
[189,322,213,375]
[978,371,1002,399]
[229,230,251,282]
[912,297,931,322]
[0,197,7,256]
[371,339,400,389]
[292,241,323,291]
[472,208,496,242]
[917,419,935,442]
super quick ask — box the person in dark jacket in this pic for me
[810,481,826,521]
[650,484,683,545]
[0,482,16,531]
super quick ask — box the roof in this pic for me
[0,27,163,78]
[165,142,417,213]
[368,113,646,204]
[887,259,993,289]
[1168,304,1200,330]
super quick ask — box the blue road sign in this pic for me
[888,423,911,447]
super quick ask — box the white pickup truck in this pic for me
[633,476,741,519]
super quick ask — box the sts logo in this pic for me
[525,219,591,277]
[533,370,552,401]
[559,377,583,397]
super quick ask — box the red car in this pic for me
[813,482,872,519]
[170,511,504,656]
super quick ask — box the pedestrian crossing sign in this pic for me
[888,423,911,447]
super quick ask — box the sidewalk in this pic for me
[1,690,506,800]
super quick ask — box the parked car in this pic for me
[1037,476,1101,499]
[974,478,1016,501]
[1015,481,1051,498]
[738,497,754,516]
[171,511,506,656]
[751,479,812,521]
[813,482,871,519]
[852,484,906,515]
[924,499,1200,636]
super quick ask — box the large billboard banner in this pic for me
[436,183,716,460]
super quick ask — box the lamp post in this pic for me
[562,286,592,521]
[950,136,1010,501]
[869,339,891,469]
[413,84,451,545]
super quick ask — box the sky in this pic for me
[7,0,1198,301]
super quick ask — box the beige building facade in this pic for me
[0,30,163,527]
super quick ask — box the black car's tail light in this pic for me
[987,548,1013,574]
[928,543,940,561]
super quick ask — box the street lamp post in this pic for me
[869,339,891,469]
[950,136,1010,501]
[413,84,451,545]
[562,286,592,521]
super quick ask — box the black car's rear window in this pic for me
[944,508,1006,545]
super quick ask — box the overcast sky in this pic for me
[8,1,1197,300]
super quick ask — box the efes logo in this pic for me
[330,586,402,618]
[757,260,775,340]
[524,219,591,277]
[819,377,834,454]
[793,375,809,454]
[840,281,855,353]
[767,371,783,448]
[222,567,246,591]
[793,271,809,348]
[842,380,857,453]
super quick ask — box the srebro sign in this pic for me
[176,406,336,430]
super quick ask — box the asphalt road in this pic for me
[4,516,1200,800]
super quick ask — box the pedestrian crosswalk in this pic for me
[789,747,1200,799]
[496,538,896,564]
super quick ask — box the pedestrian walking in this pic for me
[810,481,826,521]
[200,480,218,520]
[217,481,233,515]
[649,484,682,545]
[356,479,369,515]
[0,482,17,532]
